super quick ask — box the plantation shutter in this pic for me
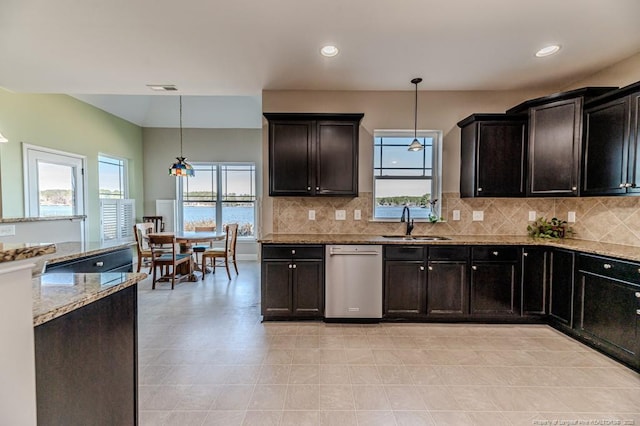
[100,199,136,243]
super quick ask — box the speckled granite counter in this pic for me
[31,241,135,276]
[0,215,85,223]
[259,234,640,263]
[32,272,146,326]
[0,242,56,264]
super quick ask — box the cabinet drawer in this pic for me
[262,245,324,260]
[45,248,133,273]
[428,246,469,260]
[578,254,640,285]
[471,246,518,261]
[384,246,425,260]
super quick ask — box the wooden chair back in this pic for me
[142,216,164,232]
[147,234,178,259]
[225,223,239,255]
[194,226,215,232]
[134,222,154,252]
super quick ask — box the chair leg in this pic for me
[136,252,142,273]
[152,264,157,290]
[232,254,238,275]
[224,257,231,280]
[201,256,207,276]
[171,266,176,290]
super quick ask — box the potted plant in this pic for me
[527,217,573,239]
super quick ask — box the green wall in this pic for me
[0,89,144,241]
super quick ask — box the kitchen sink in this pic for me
[381,235,451,241]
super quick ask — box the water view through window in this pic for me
[180,163,256,237]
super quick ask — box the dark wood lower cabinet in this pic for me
[34,285,138,426]
[575,254,640,369]
[548,249,575,328]
[427,261,468,316]
[470,263,519,316]
[261,244,324,319]
[384,260,426,317]
[521,248,548,316]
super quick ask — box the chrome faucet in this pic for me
[400,205,414,236]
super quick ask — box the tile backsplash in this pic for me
[272,192,640,247]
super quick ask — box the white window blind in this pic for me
[100,199,135,243]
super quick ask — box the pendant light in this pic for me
[169,95,195,177]
[407,77,424,152]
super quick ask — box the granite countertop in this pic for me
[0,242,56,264]
[259,234,640,263]
[0,215,85,223]
[32,272,146,326]
[32,241,135,276]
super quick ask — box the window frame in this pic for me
[22,143,87,219]
[177,162,257,240]
[372,129,443,222]
[98,153,129,199]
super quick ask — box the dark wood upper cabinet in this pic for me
[507,87,617,197]
[458,114,528,197]
[264,113,364,196]
[582,81,640,196]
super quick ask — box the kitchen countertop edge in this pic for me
[258,234,640,263]
[33,272,147,326]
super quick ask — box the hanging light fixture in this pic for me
[407,77,424,152]
[169,96,195,177]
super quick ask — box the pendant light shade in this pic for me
[169,96,195,177]
[408,77,424,152]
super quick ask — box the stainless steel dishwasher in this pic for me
[325,245,383,320]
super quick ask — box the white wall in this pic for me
[0,218,83,244]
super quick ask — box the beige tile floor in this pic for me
[138,261,640,426]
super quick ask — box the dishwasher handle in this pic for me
[329,248,381,256]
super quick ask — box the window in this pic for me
[98,154,133,243]
[373,130,442,221]
[178,163,256,238]
[98,155,127,199]
[23,144,86,218]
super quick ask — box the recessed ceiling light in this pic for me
[535,45,561,58]
[320,45,339,57]
[147,84,178,91]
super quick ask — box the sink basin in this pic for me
[381,235,451,241]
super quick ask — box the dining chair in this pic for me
[201,223,238,280]
[142,215,164,232]
[133,222,155,273]
[192,226,215,266]
[147,233,192,289]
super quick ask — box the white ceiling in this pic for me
[2,0,640,127]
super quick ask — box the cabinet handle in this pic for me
[316,187,320,191]
[620,183,626,188]
[523,252,528,257]
[625,183,633,188]
[288,264,292,269]
[492,251,499,256]
[291,249,296,255]
[428,266,433,271]
[477,187,483,192]
[603,263,613,269]
[292,264,296,269]
[307,186,311,191]
[637,309,640,316]
[572,186,577,191]
[472,265,477,270]
[95,261,104,267]
[635,292,640,298]
[419,266,425,271]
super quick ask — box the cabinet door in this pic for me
[384,261,426,316]
[628,93,640,193]
[476,122,526,197]
[269,121,313,196]
[576,272,639,366]
[521,248,547,316]
[427,261,468,316]
[261,260,292,316]
[549,249,575,327]
[315,120,358,196]
[292,260,324,317]
[470,262,519,316]
[582,97,629,195]
[528,98,582,196]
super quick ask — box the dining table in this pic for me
[146,231,226,280]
